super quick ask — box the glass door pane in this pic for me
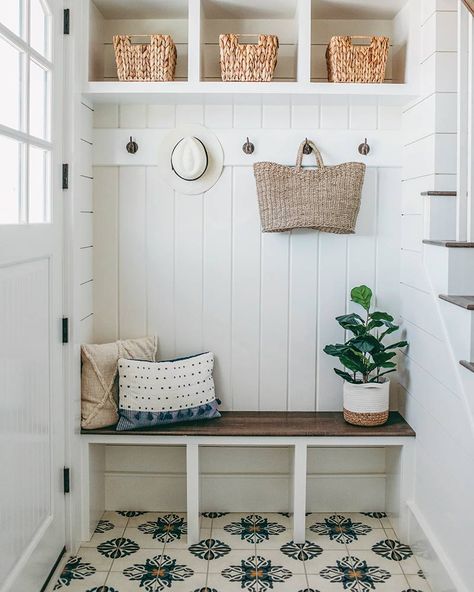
[0,1,21,37]
[30,0,50,58]
[29,59,49,140]
[28,145,50,223]
[0,135,21,224]
[0,36,22,130]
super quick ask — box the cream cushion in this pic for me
[81,336,158,429]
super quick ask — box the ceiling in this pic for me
[93,0,189,20]
[312,0,409,20]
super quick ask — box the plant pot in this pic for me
[343,380,390,426]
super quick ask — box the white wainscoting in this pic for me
[91,99,402,511]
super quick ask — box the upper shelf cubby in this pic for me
[88,0,189,81]
[199,0,299,82]
[83,0,420,103]
[311,0,414,83]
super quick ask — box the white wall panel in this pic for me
[202,169,233,409]
[146,168,176,359]
[174,193,204,355]
[92,103,402,412]
[93,167,119,343]
[118,167,147,339]
[231,167,261,410]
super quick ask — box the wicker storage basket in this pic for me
[219,34,279,82]
[113,34,177,81]
[253,140,365,234]
[326,36,389,83]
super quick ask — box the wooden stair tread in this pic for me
[439,294,474,310]
[81,411,415,437]
[423,240,474,248]
[460,360,474,373]
[420,191,457,197]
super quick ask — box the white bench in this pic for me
[81,411,415,544]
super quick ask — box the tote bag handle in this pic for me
[295,140,325,172]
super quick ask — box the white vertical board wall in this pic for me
[93,100,402,413]
[398,2,474,591]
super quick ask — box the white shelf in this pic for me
[84,81,417,104]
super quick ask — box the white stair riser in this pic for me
[424,245,474,294]
[423,197,457,242]
[439,300,474,362]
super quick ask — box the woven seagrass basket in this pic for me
[219,34,279,82]
[326,36,389,83]
[113,34,177,81]
[253,140,365,234]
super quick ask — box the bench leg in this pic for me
[292,442,307,544]
[186,443,200,545]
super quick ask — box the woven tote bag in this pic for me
[253,140,365,234]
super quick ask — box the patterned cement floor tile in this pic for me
[64,512,431,592]
[405,572,433,591]
[81,526,127,549]
[106,568,207,591]
[122,526,179,550]
[52,557,109,591]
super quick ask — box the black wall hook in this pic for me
[358,138,370,156]
[242,137,255,155]
[126,136,139,154]
[303,138,312,155]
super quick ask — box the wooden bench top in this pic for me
[81,411,415,438]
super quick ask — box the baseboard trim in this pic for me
[407,501,464,592]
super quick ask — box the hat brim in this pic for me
[158,125,224,195]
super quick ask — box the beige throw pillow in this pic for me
[81,336,158,429]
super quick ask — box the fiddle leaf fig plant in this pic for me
[324,285,408,384]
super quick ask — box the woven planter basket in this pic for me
[219,34,279,82]
[343,380,390,427]
[326,36,389,83]
[253,140,366,234]
[113,34,177,81]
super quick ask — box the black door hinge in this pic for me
[62,317,69,344]
[62,164,69,190]
[63,468,71,494]
[63,9,70,35]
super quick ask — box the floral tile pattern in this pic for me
[138,513,187,543]
[97,537,140,558]
[280,540,323,561]
[51,511,432,592]
[94,520,114,534]
[320,555,391,591]
[123,554,193,591]
[372,538,413,561]
[224,514,286,544]
[309,514,372,544]
[53,556,96,589]
[222,555,292,591]
[189,538,232,560]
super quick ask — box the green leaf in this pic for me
[384,340,408,351]
[368,369,396,382]
[351,285,373,311]
[370,311,394,322]
[323,344,348,357]
[340,354,367,374]
[334,368,358,383]
[372,351,397,364]
[349,334,383,353]
[336,313,367,336]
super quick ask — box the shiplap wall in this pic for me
[92,99,402,413]
[398,2,473,591]
[90,98,403,512]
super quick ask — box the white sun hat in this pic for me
[158,125,224,195]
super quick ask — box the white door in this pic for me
[0,1,65,591]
